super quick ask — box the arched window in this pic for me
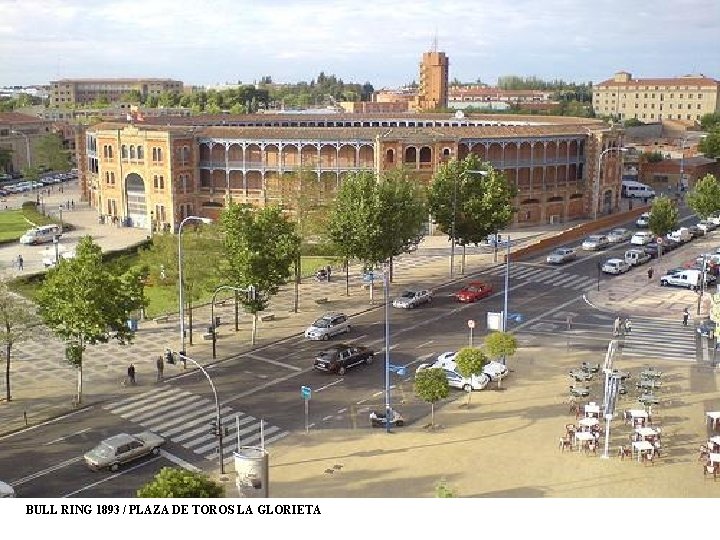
[121,145,127,159]
[137,145,143,160]
[404,147,417,164]
[108,145,113,159]
[419,146,432,163]
[157,148,163,162]
[386,149,394,164]
[129,145,136,159]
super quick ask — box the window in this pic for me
[110,172,115,185]
[153,174,158,190]
[129,145,136,159]
[679,93,683,98]
[159,175,164,190]
[678,104,683,109]
[137,145,144,160]
[152,147,163,162]
[697,104,702,109]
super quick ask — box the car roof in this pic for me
[101,433,135,446]
[321,312,345,318]
[606,258,624,263]
[466,281,488,286]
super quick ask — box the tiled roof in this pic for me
[0,111,49,124]
[596,76,719,87]
[50,78,181,83]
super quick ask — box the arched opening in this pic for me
[404,147,417,165]
[386,149,395,164]
[419,146,432,164]
[124,173,148,229]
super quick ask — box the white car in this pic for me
[581,235,609,251]
[0,480,15,498]
[607,228,632,244]
[636,212,651,228]
[630,231,653,246]
[416,365,490,392]
[84,432,165,471]
[546,247,577,264]
[707,213,720,226]
[392,289,432,309]
[430,352,509,382]
[602,258,631,275]
[697,220,718,233]
[304,312,351,340]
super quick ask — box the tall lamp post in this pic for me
[10,130,31,170]
[177,352,226,474]
[383,263,391,433]
[58,205,63,233]
[593,146,627,220]
[210,284,255,359]
[178,216,212,358]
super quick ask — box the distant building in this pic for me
[49,78,184,108]
[338,101,408,113]
[448,86,556,110]
[410,51,449,111]
[593,71,720,124]
[0,112,54,173]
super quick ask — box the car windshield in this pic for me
[587,236,602,242]
[400,291,415,299]
[91,442,116,459]
[317,350,338,360]
[466,286,481,292]
[612,229,625,235]
[312,319,330,328]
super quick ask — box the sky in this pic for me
[1,0,719,89]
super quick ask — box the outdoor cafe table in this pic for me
[707,411,720,430]
[579,417,600,429]
[638,394,659,406]
[585,403,601,417]
[632,440,654,462]
[635,427,658,440]
[574,431,595,449]
[640,369,662,379]
[637,379,661,390]
[710,453,720,466]
[628,409,648,421]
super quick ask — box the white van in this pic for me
[622,180,656,199]
[19,224,61,245]
[660,269,703,290]
[625,248,651,267]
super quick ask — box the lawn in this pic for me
[0,205,64,243]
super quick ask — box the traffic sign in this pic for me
[467,319,475,329]
[656,237,663,244]
[300,385,312,400]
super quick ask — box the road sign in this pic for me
[467,319,475,329]
[487,312,502,330]
[656,237,663,244]
[300,385,312,400]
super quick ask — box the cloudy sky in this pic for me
[1,0,718,88]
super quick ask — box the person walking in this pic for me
[17,254,23,271]
[682,308,689,326]
[647,267,654,281]
[613,316,622,336]
[127,363,136,385]
[625,318,632,334]
[155,355,164,383]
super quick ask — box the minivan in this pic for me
[660,269,706,290]
[622,180,656,199]
[19,224,61,245]
[625,249,651,267]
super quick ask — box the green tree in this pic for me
[642,151,664,163]
[484,331,518,363]
[0,281,40,402]
[687,174,720,218]
[218,203,300,344]
[648,196,679,238]
[698,129,720,158]
[435,479,455,497]
[624,118,645,127]
[453,347,488,407]
[35,134,71,172]
[137,467,224,498]
[21,165,40,180]
[428,155,516,272]
[35,237,146,404]
[414,367,450,427]
[700,112,720,132]
[120,89,142,103]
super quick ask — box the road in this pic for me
[2,205,714,497]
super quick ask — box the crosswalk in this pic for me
[483,263,597,291]
[526,315,699,362]
[102,386,289,464]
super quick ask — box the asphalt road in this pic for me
[1,206,710,497]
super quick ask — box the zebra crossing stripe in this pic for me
[188,415,257,449]
[221,426,283,457]
[143,401,214,432]
[197,425,280,455]
[533,270,562,284]
[103,386,175,411]
[109,388,193,418]
[167,408,233,441]
[132,394,207,424]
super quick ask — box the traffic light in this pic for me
[164,349,174,365]
[210,421,220,437]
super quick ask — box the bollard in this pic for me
[24,411,28,427]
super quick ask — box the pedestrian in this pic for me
[566,315,573,331]
[70,199,74,210]
[647,267,654,281]
[682,308,689,326]
[625,318,632,334]
[155,355,164,383]
[325,264,332,282]
[127,363,136,385]
[17,254,23,271]
[613,316,622,336]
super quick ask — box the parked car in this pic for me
[636,212,651,228]
[662,237,680,252]
[429,352,509,382]
[644,243,660,259]
[313,344,374,375]
[454,281,493,303]
[84,432,165,471]
[546,247,577,264]
[707,213,720,226]
[668,229,691,244]
[697,220,718,233]
[625,248,651,267]
[393,288,432,309]
[607,227,632,244]
[304,312,351,340]
[602,258,631,275]
[415,365,490,392]
[0,480,15,498]
[660,269,706,290]
[582,235,609,251]
[686,225,704,238]
[697,318,717,338]
[630,231,653,246]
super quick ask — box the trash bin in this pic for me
[214,316,221,328]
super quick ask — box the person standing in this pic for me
[155,356,164,383]
[127,364,136,385]
[647,267,654,281]
[682,308,689,326]
[613,316,622,336]
[625,318,632,334]
[17,254,23,271]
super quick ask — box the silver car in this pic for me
[304,312,351,340]
[392,289,432,309]
[581,235,609,251]
[546,247,577,264]
[607,227,632,244]
[84,432,165,471]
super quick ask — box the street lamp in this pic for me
[58,205,63,233]
[210,284,255,359]
[177,352,226,474]
[502,234,510,340]
[450,169,488,279]
[593,146,627,220]
[10,130,31,170]
[178,216,212,358]
[383,263,391,433]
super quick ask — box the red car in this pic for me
[454,281,493,303]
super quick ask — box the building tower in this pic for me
[411,46,449,112]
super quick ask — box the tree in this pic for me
[648,196,679,238]
[698,129,720,159]
[687,174,720,218]
[453,347,488,407]
[700,112,720,132]
[413,367,450,428]
[21,165,40,181]
[218,203,300,344]
[137,467,224,498]
[641,151,664,163]
[436,479,456,497]
[35,134,71,171]
[428,154,516,272]
[484,331,518,365]
[624,118,645,127]
[0,281,40,402]
[35,236,146,404]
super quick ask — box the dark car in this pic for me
[662,238,679,252]
[313,344,374,375]
[644,243,660,258]
[686,225,703,238]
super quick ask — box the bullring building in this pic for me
[78,112,623,232]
